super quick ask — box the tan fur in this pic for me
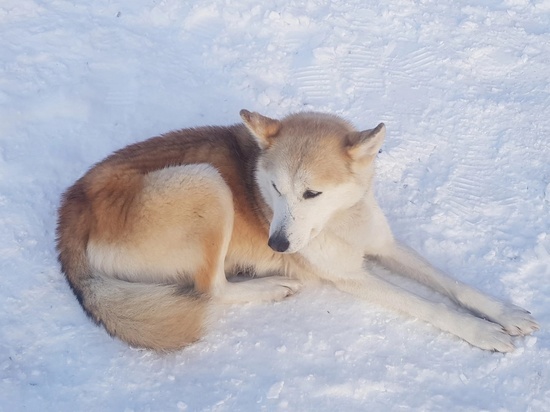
[57,110,538,352]
[259,112,356,186]
[240,109,281,147]
[57,120,296,350]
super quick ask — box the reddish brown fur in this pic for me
[57,114,372,350]
[57,111,539,353]
[57,124,277,350]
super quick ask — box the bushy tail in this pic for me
[56,180,209,351]
[84,275,209,350]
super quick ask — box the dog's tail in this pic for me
[56,180,209,351]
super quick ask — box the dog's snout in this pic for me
[268,232,290,253]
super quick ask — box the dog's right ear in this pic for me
[240,109,281,149]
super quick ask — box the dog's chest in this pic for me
[299,230,365,276]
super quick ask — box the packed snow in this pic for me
[1,0,549,410]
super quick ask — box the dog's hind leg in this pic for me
[372,242,539,337]
[190,171,301,305]
[333,271,516,352]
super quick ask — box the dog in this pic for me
[56,110,539,351]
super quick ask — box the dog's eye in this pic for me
[303,190,322,199]
[272,182,281,195]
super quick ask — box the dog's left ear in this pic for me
[345,123,386,160]
[240,109,281,149]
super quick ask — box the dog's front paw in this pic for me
[495,304,539,336]
[463,318,516,353]
[220,276,302,305]
[265,276,303,297]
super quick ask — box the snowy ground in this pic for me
[1,0,550,410]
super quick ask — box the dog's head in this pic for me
[241,109,385,254]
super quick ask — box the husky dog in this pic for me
[57,110,538,351]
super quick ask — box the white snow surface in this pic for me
[1,0,550,410]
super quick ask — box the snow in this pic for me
[1,0,549,410]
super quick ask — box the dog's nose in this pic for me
[268,232,290,253]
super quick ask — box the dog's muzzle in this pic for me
[268,231,290,253]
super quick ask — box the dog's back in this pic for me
[56,124,261,350]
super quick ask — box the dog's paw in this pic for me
[264,276,303,298]
[221,276,302,305]
[464,318,516,353]
[494,304,539,336]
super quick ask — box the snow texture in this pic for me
[1,0,549,410]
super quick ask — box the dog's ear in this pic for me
[345,123,386,160]
[240,109,281,149]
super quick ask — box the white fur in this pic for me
[74,110,538,352]
[250,114,538,352]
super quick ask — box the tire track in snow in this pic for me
[286,5,390,105]
[435,129,519,231]
[402,48,438,73]
[389,45,442,83]
[292,44,386,104]
[441,143,494,217]
[293,67,334,102]
[340,44,385,94]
